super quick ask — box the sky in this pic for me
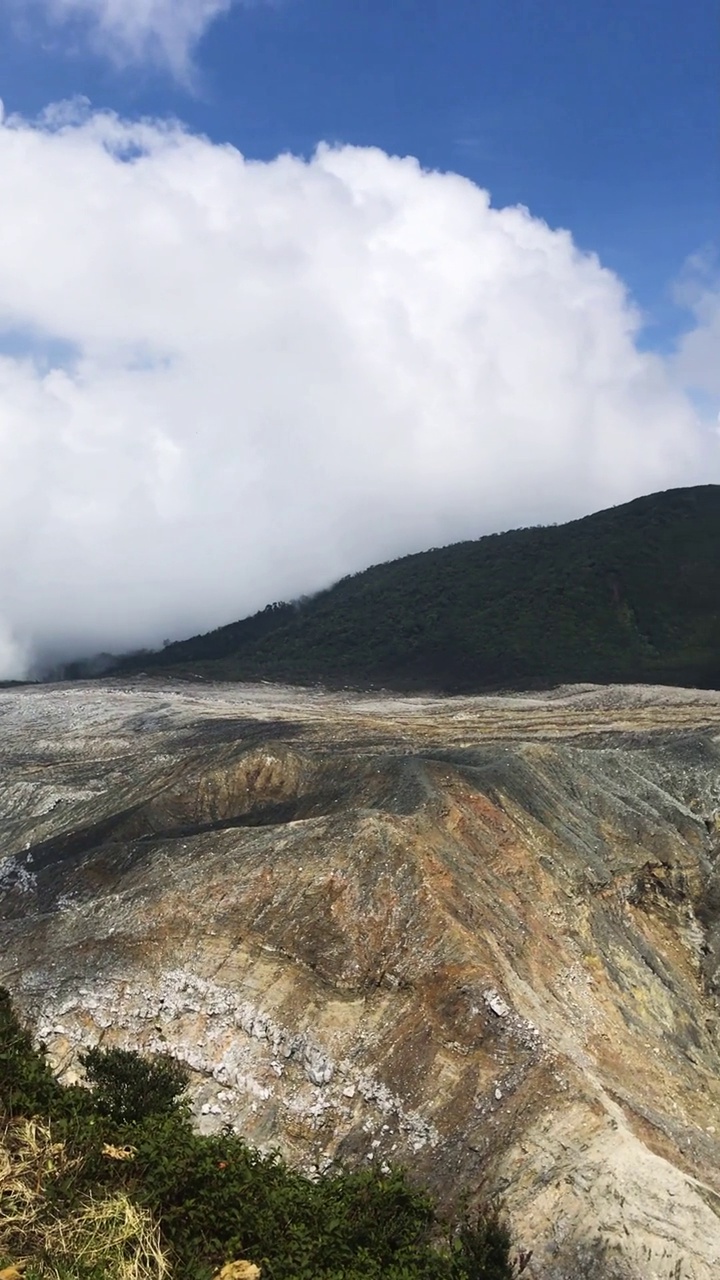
[0,0,717,676]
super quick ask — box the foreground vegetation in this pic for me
[112,486,720,693]
[0,989,515,1280]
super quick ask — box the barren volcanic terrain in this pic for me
[2,678,720,1278]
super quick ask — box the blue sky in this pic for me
[1,0,716,350]
[0,0,717,672]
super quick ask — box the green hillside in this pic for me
[116,486,720,692]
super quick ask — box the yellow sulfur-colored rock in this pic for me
[101,1142,137,1161]
[214,1263,261,1280]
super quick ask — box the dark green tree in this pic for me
[79,1044,190,1125]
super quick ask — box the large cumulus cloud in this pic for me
[0,101,716,677]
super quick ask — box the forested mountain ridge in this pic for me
[116,485,720,691]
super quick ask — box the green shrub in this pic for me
[0,987,65,1118]
[448,1213,515,1280]
[79,1045,190,1125]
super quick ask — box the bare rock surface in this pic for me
[3,678,720,1278]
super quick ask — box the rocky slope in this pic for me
[2,679,720,1279]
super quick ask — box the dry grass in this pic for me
[0,1120,169,1280]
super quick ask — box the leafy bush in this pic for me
[79,1045,190,1125]
[0,989,515,1280]
[0,986,64,1118]
[449,1213,515,1280]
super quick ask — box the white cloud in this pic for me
[27,0,237,77]
[0,104,716,678]
[671,255,720,399]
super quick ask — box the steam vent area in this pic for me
[3,676,720,1279]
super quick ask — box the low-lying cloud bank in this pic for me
[0,102,717,679]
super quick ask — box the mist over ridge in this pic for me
[107,485,720,696]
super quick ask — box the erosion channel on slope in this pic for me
[2,678,720,1279]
